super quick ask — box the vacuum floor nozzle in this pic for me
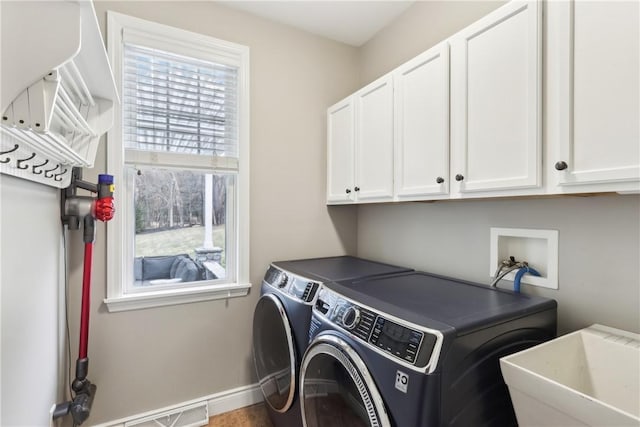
[53,381,97,426]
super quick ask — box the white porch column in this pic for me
[203,173,213,249]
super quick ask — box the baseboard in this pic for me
[205,383,263,417]
[92,383,263,427]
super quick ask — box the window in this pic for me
[105,12,250,312]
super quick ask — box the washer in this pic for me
[252,256,412,427]
[300,271,557,427]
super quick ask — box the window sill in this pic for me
[104,282,252,312]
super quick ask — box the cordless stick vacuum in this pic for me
[54,168,115,425]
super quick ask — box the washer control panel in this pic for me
[314,287,438,368]
[263,266,319,303]
[369,317,423,364]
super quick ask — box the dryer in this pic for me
[300,271,557,427]
[252,256,412,427]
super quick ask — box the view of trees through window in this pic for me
[133,168,227,285]
[134,169,226,233]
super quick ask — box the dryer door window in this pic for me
[300,336,391,427]
[252,294,296,413]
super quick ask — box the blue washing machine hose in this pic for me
[513,266,541,293]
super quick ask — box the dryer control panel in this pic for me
[314,287,439,370]
[263,266,320,304]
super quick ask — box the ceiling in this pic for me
[219,1,416,46]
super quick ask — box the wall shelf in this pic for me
[1,0,118,188]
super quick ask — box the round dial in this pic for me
[341,306,361,330]
[278,273,289,288]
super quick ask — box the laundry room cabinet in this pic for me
[547,0,640,193]
[327,97,355,203]
[393,42,450,201]
[327,74,394,204]
[326,0,638,205]
[327,1,542,205]
[449,0,542,196]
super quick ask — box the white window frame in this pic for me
[104,11,250,312]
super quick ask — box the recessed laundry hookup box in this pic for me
[500,324,640,427]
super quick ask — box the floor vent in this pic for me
[124,402,209,427]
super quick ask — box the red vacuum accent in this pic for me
[94,196,115,222]
[79,242,94,360]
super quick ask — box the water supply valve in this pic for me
[489,256,541,292]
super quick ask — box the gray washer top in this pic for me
[272,255,412,283]
[326,271,557,335]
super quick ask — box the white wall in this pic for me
[1,175,63,426]
[358,196,640,334]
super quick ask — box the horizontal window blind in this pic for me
[123,43,238,160]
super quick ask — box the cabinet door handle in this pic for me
[555,161,568,171]
[455,174,464,182]
[345,188,351,194]
[436,177,445,184]
[354,186,360,192]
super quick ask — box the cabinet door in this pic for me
[394,42,450,200]
[355,74,394,202]
[327,98,355,204]
[552,0,639,189]
[450,0,541,195]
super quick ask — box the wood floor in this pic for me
[207,403,273,427]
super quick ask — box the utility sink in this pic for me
[500,324,640,427]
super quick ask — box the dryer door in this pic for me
[300,335,391,427]
[252,294,296,413]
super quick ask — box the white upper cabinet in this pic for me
[450,1,542,196]
[394,42,450,200]
[354,74,395,203]
[327,97,355,203]
[326,0,637,205]
[326,74,394,204]
[548,0,639,192]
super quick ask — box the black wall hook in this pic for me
[32,159,50,175]
[0,144,19,163]
[44,164,61,178]
[17,153,36,169]
[54,168,68,182]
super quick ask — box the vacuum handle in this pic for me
[78,242,93,359]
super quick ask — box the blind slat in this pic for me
[124,117,230,129]
[123,67,237,87]
[124,127,234,140]
[124,43,238,74]
[123,85,237,105]
[123,43,239,160]
[122,95,238,113]
[123,139,237,151]
[125,106,236,126]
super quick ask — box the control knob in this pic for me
[341,306,361,330]
[278,273,289,288]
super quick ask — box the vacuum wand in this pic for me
[55,171,114,425]
[78,176,114,360]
